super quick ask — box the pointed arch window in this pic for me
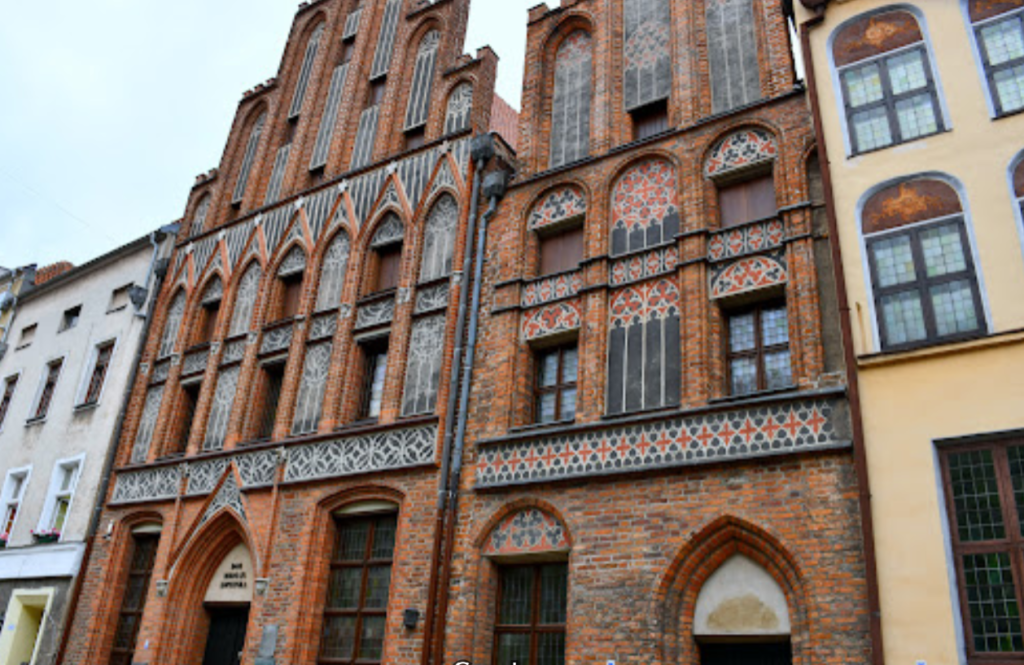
[158,290,186,358]
[405,31,441,131]
[275,247,308,321]
[292,342,332,435]
[368,215,404,294]
[707,0,761,113]
[289,23,326,119]
[550,31,592,169]
[444,83,473,135]
[191,195,211,238]
[419,195,458,283]
[317,232,352,311]
[232,112,267,205]
[196,277,224,345]
[968,0,1024,116]
[862,179,985,350]
[230,263,262,336]
[833,10,944,154]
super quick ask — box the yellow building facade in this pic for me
[792,1,1024,664]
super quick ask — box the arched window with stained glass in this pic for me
[316,232,351,311]
[230,263,263,336]
[419,195,459,283]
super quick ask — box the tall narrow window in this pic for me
[360,340,389,420]
[319,513,398,665]
[293,343,332,435]
[256,363,286,440]
[265,143,293,205]
[402,316,445,416]
[352,105,382,170]
[83,342,115,405]
[0,376,18,430]
[833,10,944,154]
[444,83,473,135]
[550,31,592,168]
[276,247,307,321]
[43,460,80,534]
[172,381,202,455]
[311,62,352,170]
[862,179,985,350]
[317,232,352,311]
[191,195,211,237]
[198,278,224,344]
[535,344,578,424]
[969,1,1024,116]
[159,290,187,357]
[232,111,267,205]
[110,532,161,665]
[707,0,761,113]
[727,302,791,396]
[941,441,1024,657]
[289,23,325,119]
[369,215,404,293]
[624,0,671,111]
[204,367,240,451]
[132,387,164,464]
[419,195,458,283]
[370,0,403,79]
[32,360,63,421]
[1,470,28,539]
[494,564,568,665]
[718,172,777,228]
[230,263,262,337]
[405,31,441,131]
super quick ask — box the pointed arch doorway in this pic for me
[199,542,254,665]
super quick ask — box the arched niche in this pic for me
[204,542,254,604]
[693,554,791,637]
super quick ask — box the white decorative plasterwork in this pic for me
[415,283,449,314]
[309,314,338,341]
[112,466,181,504]
[182,349,210,377]
[200,472,246,525]
[355,298,395,330]
[261,325,294,355]
[278,246,307,277]
[285,425,437,483]
[187,459,230,496]
[221,340,247,365]
[151,360,171,384]
[371,214,404,247]
[236,450,279,487]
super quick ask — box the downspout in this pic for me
[421,134,495,665]
[800,12,885,665]
[431,160,508,665]
[54,228,174,665]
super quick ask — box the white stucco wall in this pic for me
[0,235,173,579]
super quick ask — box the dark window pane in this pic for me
[282,277,304,319]
[326,568,362,609]
[499,567,533,625]
[258,365,285,440]
[377,247,402,292]
[949,450,1006,542]
[320,616,357,660]
[372,516,397,559]
[359,615,387,660]
[336,521,370,560]
[963,552,1024,652]
[539,226,584,276]
[364,566,392,609]
[539,564,568,624]
[497,633,531,665]
[719,174,776,228]
[1007,446,1024,535]
[537,633,566,665]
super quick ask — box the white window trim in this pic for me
[108,283,134,314]
[74,337,119,407]
[0,370,23,435]
[28,357,66,423]
[0,465,32,539]
[855,172,993,354]
[961,1,1024,119]
[36,454,85,539]
[827,4,954,159]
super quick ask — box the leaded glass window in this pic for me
[158,291,186,357]
[970,3,1024,116]
[230,263,263,336]
[942,442,1024,656]
[419,195,458,283]
[319,513,398,665]
[727,302,791,396]
[401,316,445,416]
[316,232,351,311]
[494,564,568,665]
[707,0,761,113]
[549,31,592,169]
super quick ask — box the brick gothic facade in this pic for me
[62,0,872,664]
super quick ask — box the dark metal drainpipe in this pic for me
[54,228,174,665]
[422,134,497,665]
[800,12,885,665]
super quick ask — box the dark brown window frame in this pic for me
[940,438,1024,660]
[534,343,578,424]
[110,532,160,665]
[537,222,584,278]
[371,245,403,294]
[33,360,63,421]
[717,170,778,229]
[318,512,398,665]
[865,216,986,352]
[256,361,287,441]
[83,342,115,406]
[973,8,1024,117]
[359,338,390,420]
[171,380,203,455]
[0,376,18,429]
[493,563,568,665]
[839,44,945,155]
[726,300,791,396]
[277,273,306,322]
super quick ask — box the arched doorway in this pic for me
[693,554,792,665]
[199,542,254,665]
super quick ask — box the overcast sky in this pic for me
[0,0,536,270]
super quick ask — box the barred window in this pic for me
[319,513,398,665]
[969,1,1024,116]
[833,10,944,154]
[288,23,325,119]
[550,31,592,169]
[109,532,160,665]
[405,31,441,130]
[941,440,1024,657]
[862,179,985,350]
[494,564,568,665]
[292,343,332,435]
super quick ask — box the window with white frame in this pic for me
[30,359,64,421]
[40,458,82,536]
[0,468,30,540]
[861,178,986,350]
[968,0,1024,117]
[832,10,945,155]
[0,375,18,430]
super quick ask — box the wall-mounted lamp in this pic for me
[403,609,420,630]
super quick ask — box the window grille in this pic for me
[265,143,292,205]
[351,106,381,169]
[293,342,332,434]
[370,0,403,79]
[727,302,792,396]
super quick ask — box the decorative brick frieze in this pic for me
[284,424,437,483]
[522,271,584,307]
[355,297,396,330]
[710,252,788,300]
[181,348,210,377]
[414,282,450,314]
[111,466,182,504]
[705,128,778,177]
[260,324,294,355]
[483,508,570,556]
[522,300,583,341]
[475,396,849,488]
[707,219,785,262]
[609,245,679,286]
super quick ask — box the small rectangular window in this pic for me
[727,302,792,396]
[17,324,36,350]
[405,127,426,151]
[718,173,777,228]
[0,376,18,430]
[840,46,944,154]
[281,275,305,320]
[375,247,402,293]
[494,563,568,665]
[32,360,63,421]
[257,363,287,440]
[201,300,222,343]
[631,100,669,141]
[173,381,202,455]
[539,226,584,276]
[535,344,578,424]
[368,80,387,108]
[341,40,356,65]
[83,342,115,405]
[360,340,389,420]
[109,285,132,313]
[60,305,82,332]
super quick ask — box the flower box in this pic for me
[31,530,60,544]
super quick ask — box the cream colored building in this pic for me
[792,1,1024,664]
